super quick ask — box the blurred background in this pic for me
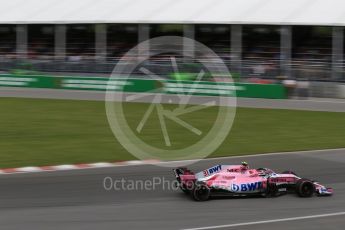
[0,0,345,99]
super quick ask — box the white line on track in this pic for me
[182,211,345,230]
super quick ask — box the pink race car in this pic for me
[173,162,333,201]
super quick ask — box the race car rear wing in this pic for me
[173,168,196,184]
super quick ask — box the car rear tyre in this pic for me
[296,179,315,197]
[191,183,210,201]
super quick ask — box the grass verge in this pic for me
[0,97,344,168]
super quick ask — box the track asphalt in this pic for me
[0,149,344,230]
[0,87,344,112]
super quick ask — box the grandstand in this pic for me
[0,0,344,82]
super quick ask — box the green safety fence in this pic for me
[0,74,287,99]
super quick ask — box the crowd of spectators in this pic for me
[0,24,340,80]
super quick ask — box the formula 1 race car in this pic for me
[173,162,333,201]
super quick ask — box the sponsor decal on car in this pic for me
[212,180,228,185]
[231,182,263,192]
[203,165,222,176]
[222,176,236,180]
[269,177,296,183]
[227,168,240,173]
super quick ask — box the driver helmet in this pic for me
[241,161,249,170]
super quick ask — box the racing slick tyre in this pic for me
[191,182,210,201]
[296,178,315,197]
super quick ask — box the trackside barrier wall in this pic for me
[0,74,287,99]
[339,84,345,98]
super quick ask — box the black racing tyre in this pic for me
[296,178,315,197]
[281,170,297,176]
[191,182,210,201]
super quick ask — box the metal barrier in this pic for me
[0,58,343,82]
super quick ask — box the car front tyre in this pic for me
[296,178,315,197]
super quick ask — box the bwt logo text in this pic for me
[231,182,263,192]
[203,165,222,176]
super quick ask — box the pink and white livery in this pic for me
[173,162,333,201]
